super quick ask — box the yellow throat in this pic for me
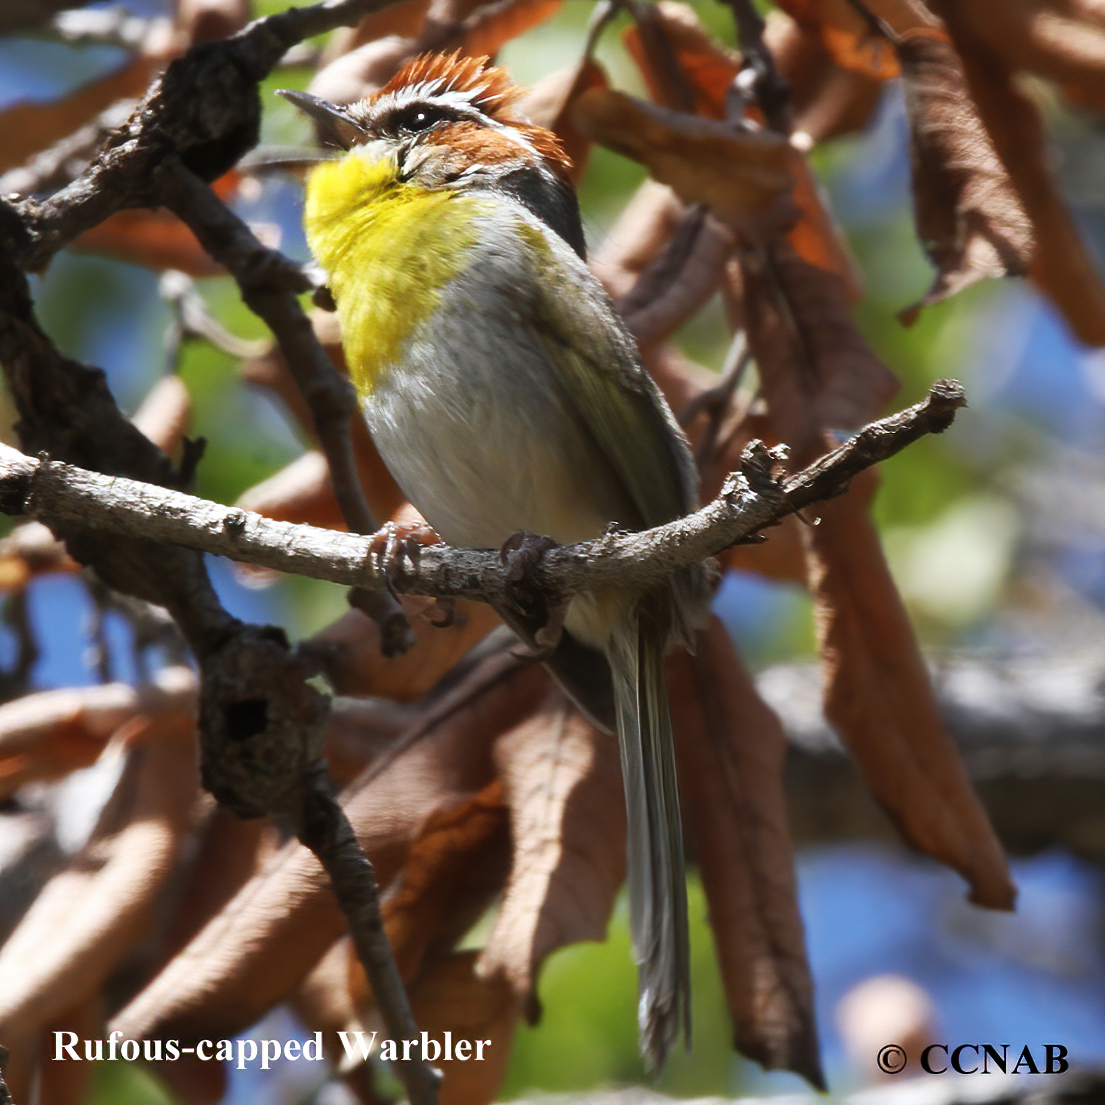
[303,151,483,394]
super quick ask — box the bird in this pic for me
[280,51,710,1068]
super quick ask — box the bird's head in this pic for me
[279,52,585,257]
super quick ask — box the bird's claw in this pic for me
[368,519,441,599]
[499,530,566,649]
[501,530,557,584]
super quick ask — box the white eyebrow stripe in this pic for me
[367,86,540,158]
[375,83,491,112]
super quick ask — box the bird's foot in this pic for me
[368,519,441,598]
[501,530,557,584]
[499,530,566,652]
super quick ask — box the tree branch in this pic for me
[1,0,399,272]
[298,768,441,1100]
[0,0,413,650]
[0,4,440,1091]
[0,381,967,606]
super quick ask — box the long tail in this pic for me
[608,611,690,1070]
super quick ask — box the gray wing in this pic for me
[523,231,699,531]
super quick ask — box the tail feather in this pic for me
[608,614,690,1070]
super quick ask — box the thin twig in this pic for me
[622,0,699,113]
[85,577,115,684]
[298,768,442,1105]
[681,331,756,473]
[722,0,792,134]
[680,331,750,430]
[160,270,271,366]
[617,208,734,347]
[583,0,619,60]
[0,382,968,606]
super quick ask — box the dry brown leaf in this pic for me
[520,58,609,183]
[478,695,624,1013]
[456,0,562,61]
[628,1,742,118]
[766,12,885,143]
[622,1,728,115]
[305,600,503,701]
[574,88,797,238]
[160,809,277,963]
[71,170,239,272]
[775,0,897,78]
[311,785,511,1055]
[434,0,507,19]
[718,514,810,584]
[360,0,432,39]
[592,180,688,301]
[643,339,811,583]
[292,935,361,1048]
[371,782,511,985]
[0,57,158,175]
[311,0,560,106]
[407,952,518,1105]
[620,216,735,349]
[309,36,421,107]
[804,470,1017,910]
[594,183,735,354]
[775,0,932,79]
[71,209,225,276]
[628,9,864,289]
[322,948,518,1105]
[940,0,1105,110]
[0,667,196,800]
[669,616,822,1086]
[320,0,433,65]
[237,451,347,531]
[738,240,899,457]
[623,5,693,113]
[0,720,106,798]
[0,522,75,590]
[32,998,103,1105]
[931,3,1105,345]
[643,344,810,584]
[110,654,548,1043]
[896,29,1034,324]
[295,941,407,1103]
[0,717,201,1073]
[324,697,419,786]
[787,147,864,303]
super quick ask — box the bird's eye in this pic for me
[394,105,448,133]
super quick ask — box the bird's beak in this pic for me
[276,89,363,151]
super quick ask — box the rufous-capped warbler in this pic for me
[281,52,709,1068]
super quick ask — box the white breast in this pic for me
[362,208,636,552]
